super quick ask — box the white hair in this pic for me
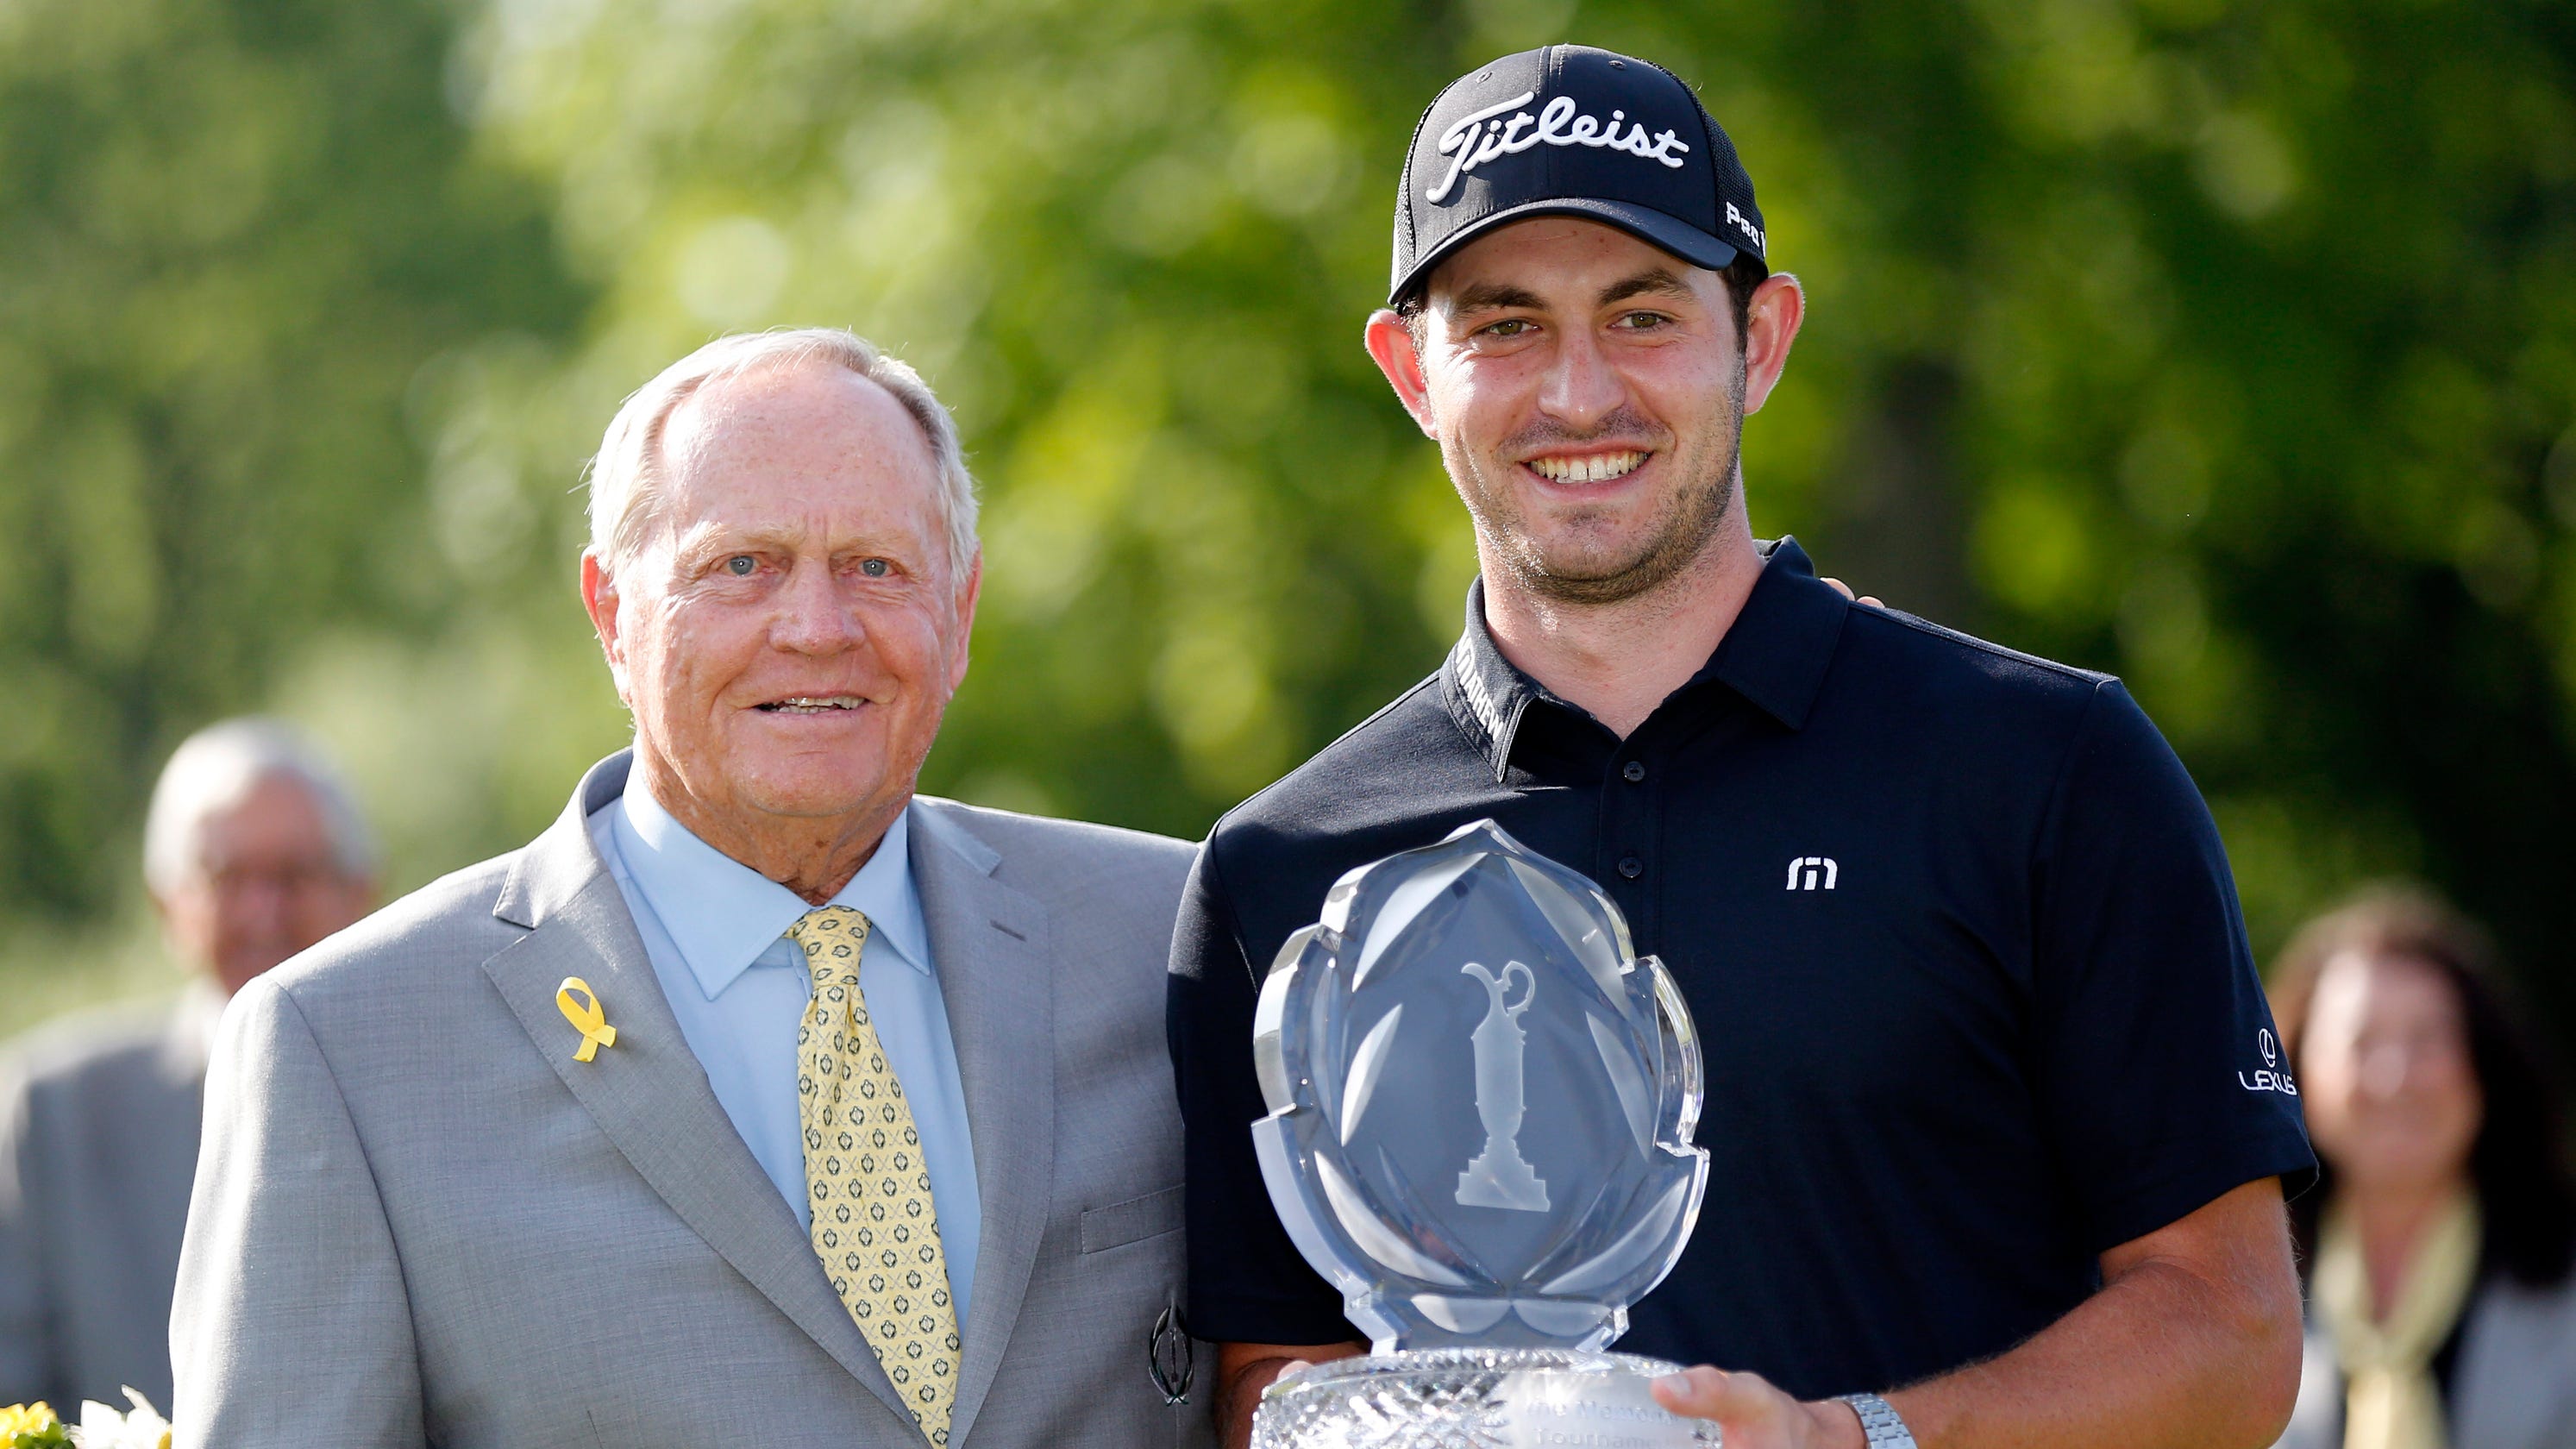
[584,328,981,574]
[143,718,379,895]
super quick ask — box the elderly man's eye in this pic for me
[725,555,756,577]
[861,558,890,578]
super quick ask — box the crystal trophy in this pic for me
[1250,819,1714,1448]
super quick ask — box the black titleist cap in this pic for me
[1390,45,1765,304]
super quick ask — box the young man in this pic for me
[1167,46,2312,1449]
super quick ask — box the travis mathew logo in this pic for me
[1785,856,1839,891]
[2241,1028,2297,1096]
[1426,90,1693,204]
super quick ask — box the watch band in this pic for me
[1835,1393,1918,1449]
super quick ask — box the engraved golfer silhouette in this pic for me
[1456,959,1550,1212]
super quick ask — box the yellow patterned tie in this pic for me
[790,906,962,1446]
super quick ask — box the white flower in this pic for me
[66,1388,169,1449]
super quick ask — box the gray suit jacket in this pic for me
[173,756,1213,1448]
[2276,1275,2576,1449]
[0,992,216,1413]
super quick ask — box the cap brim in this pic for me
[1390,198,1745,305]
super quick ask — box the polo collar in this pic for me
[1439,586,1539,775]
[1439,536,1849,779]
[614,779,933,1002]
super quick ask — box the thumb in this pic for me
[1652,1365,1796,1426]
[1653,1365,1737,1417]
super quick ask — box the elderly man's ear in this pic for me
[580,550,634,699]
[946,553,984,695]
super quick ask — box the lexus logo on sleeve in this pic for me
[2240,1029,2297,1096]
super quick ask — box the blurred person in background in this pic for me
[0,718,377,1413]
[2269,888,2576,1449]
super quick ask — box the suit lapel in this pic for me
[479,756,918,1433]
[910,803,1054,1449]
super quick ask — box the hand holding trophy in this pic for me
[1250,819,1715,1447]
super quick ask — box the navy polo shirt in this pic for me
[1166,538,2313,1400]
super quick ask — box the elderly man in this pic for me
[172,329,1209,1449]
[1169,45,2312,1449]
[0,719,377,1414]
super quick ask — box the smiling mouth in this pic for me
[755,695,867,714]
[1526,450,1650,484]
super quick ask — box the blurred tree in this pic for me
[5,0,2571,1046]
[462,0,1483,833]
[464,0,2576,1023]
[0,0,592,923]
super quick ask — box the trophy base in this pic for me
[1251,1346,1719,1448]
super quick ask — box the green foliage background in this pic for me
[6,0,2574,1040]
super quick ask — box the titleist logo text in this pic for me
[1426,90,1691,204]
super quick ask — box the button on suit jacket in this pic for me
[172,755,1213,1448]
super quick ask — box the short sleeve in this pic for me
[2030,680,2316,1252]
[1165,838,1357,1346]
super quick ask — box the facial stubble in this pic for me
[1448,362,1748,608]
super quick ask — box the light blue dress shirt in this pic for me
[587,781,981,1325]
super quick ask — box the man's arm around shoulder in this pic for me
[172,974,424,1448]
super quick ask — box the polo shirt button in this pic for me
[1617,856,1644,880]
[1621,761,1646,783]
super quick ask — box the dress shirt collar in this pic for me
[166,975,229,1081]
[616,777,932,1001]
[1438,536,1849,779]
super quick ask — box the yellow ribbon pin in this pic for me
[555,977,617,1063]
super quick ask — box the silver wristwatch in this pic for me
[1835,1393,1918,1449]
